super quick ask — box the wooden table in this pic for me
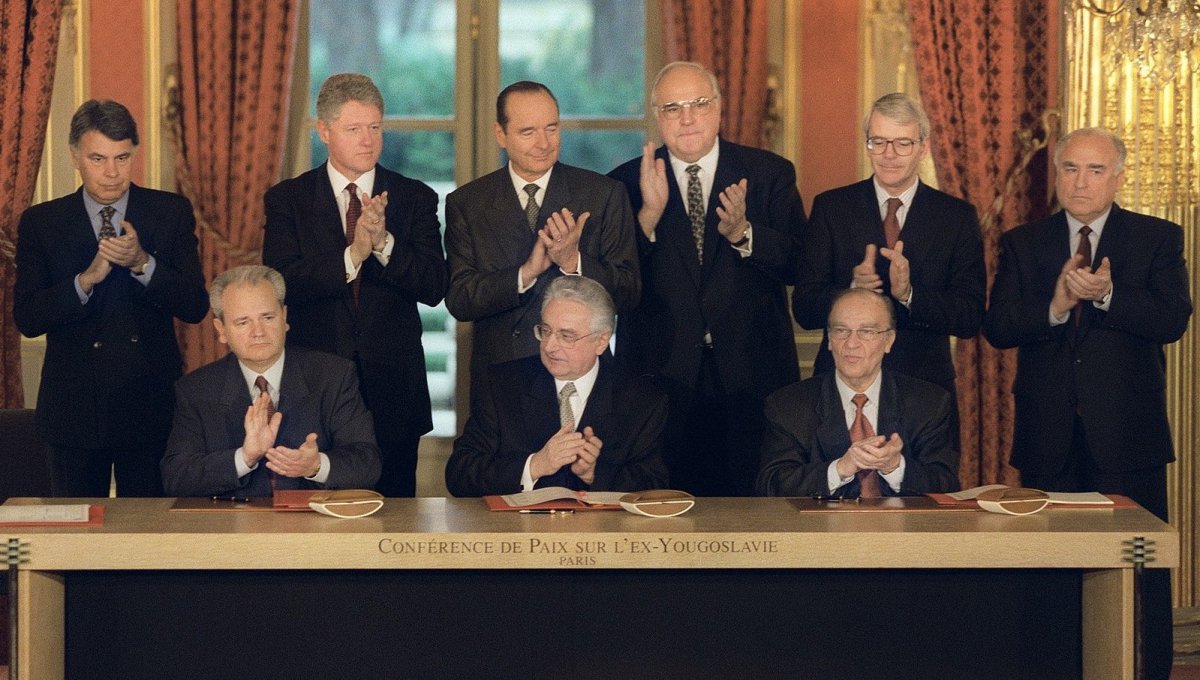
[4,497,1178,679]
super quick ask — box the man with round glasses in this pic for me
[608,61,807,497]
[793,92,985,437]
[446,276,667,497]
[758,288,959,497]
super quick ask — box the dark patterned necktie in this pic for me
[558,382,577,430]
[345,182,362,304]
[685,165,705,264]
[254,375,278,489]
[99,206,117,239]
[883,197,902,248]
[850,393,881,498]
[524,183,540,232]
[1073,225,1093,328]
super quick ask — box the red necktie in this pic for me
[346,182,363,304]
[1073,225,1092,328]
[883,197,902,249]
[850,393,881,498]
[254,375,278,489]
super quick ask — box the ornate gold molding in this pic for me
[1066,5,1200,607]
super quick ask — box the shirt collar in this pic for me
[236,349,286,398]
[667,138,720,179]
[554,356,601,406]
[82,189,131,230]
[326,163,376,197]
[872,177,919,209]
[1066,206,1112,237]
[834,370,883,409]
[507,163,553,198]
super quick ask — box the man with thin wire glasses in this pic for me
[793,92,984,440]
[446,276,667,497]
[758,288,959,497]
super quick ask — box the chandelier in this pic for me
[1079,0,1200,83]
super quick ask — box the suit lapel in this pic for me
[575,357,613,434]
[485,168,539,268]
[524,363,562,440]
[814,374,852,463]
[876,372,901,437]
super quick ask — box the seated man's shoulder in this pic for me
[130,184,193,212]
[890,372,952,405]
[446,166,506,205]
[287,346,357,375]
[722,139,795,174]
[766,374,826,408]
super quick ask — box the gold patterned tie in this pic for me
[850,393,881,498]
[524,183,540,232]
[883,197,902,249]
[99,206,117,239]
[685,165,705,264]
[558,382,577,431]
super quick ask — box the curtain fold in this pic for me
[660,0,768,146]
[171,0,299,371]
[907,0,1058,488]
[0,0,63,408]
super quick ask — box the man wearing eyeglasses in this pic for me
[758,288,959,497]
[446,276,667,497]
[792,93,984,435]
[608,61,807,497]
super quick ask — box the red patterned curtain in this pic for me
[0,0,63,408]
[908,0,1059,488]
[171,1,299,371]
[660,0,768,146]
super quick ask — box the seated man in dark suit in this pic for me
[162,265,381,497]
[758,288,959,497]
[446,276,667,496]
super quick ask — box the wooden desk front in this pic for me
[5,497,1178,679]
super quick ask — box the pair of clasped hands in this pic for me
[241,392,321,479]
[636,142,751,243]
[1052,252,1113,318]
[347,191,390,268]
[531,425,604,486]
[79,219,151,294]
[521,206,588,286]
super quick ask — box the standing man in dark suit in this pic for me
[608,61,806,496]
[263,73,446,497]
[162,265,381,497]
[444,81,639,404]
[758,288,959,497]
[14,99,208,497]
[984,127,1191,680]
[793,92,984,412]
[446,276,666,497]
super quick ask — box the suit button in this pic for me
[130,335,139,343]
[93,341,102,349]
[512,329,521,337]
[1074,359,1082,365]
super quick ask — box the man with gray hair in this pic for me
[446,276,667,496]
[14,99,208,497]
[263,72,446,497]
[608,61,806,497]
[985,127,1191,680]
[162,265,381,497]
[793,92,984,435]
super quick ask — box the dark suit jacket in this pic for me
[793,179,985,391]
[262,163,447,441]
[444,163,639,380]
[14,184,208,448]
[608,139,805,398]
[757,371,960,497]
[161,348,382,497]
[983,206,1192,474]
[445,355,668,497]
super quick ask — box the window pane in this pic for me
[558,130,647,175]
[309,0,457,118]
[499,0,645,117]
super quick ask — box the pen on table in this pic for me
[518,509,575,515]
[810,495,860,503]
[211,495,251,503]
